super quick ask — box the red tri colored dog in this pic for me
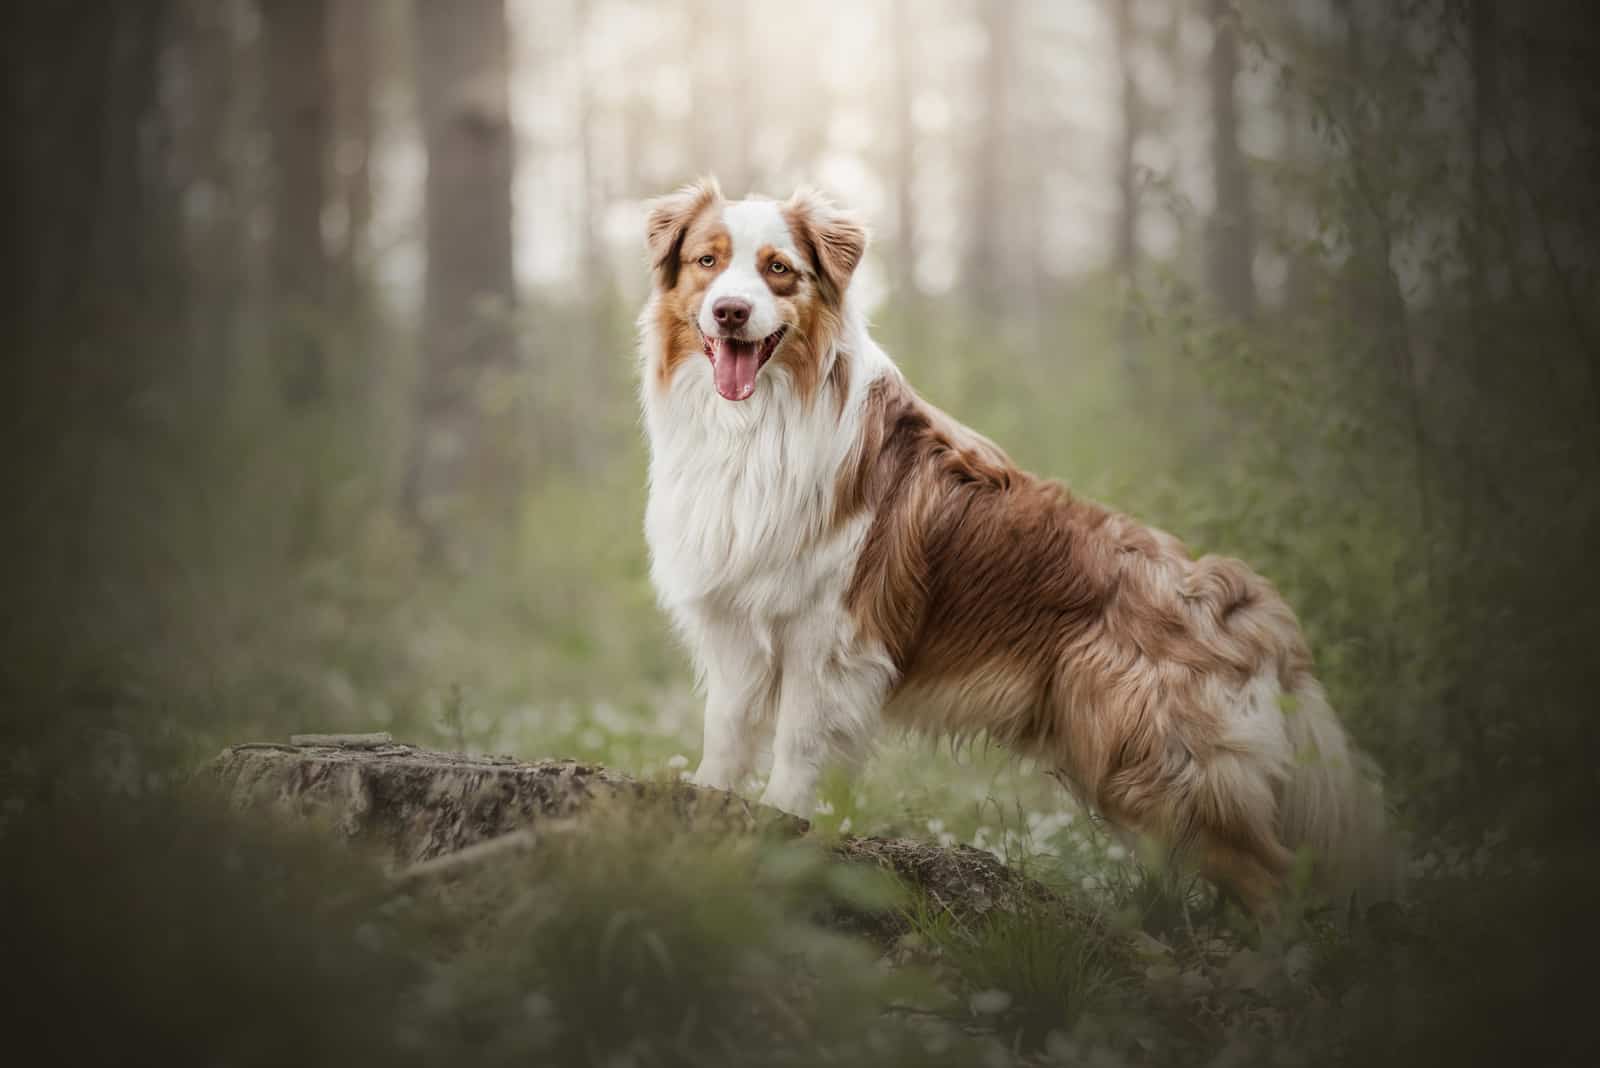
[638,177,1396,917]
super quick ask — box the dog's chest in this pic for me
[644,391,861,621]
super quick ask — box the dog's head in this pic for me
[645,178,866,403]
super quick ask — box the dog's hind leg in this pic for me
[1193,831,1291,925]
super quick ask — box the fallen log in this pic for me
[209,740,1062,929]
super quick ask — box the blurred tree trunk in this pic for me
[967,0,1016,319]
[13,2,180,413]
[1337,0,1432,591]
[1111,0,1139,282]
[570,0,606,477]
[889,0,920,308]
[7,1,180,579]
[1336,2,1408,355]
[263,0,332,408]
[572,0,604,295]
[329,0,375,311]
[405,0,520,553]
[173,0,250,413]
[1112,0,1142,368]
[1206,0,1255,320]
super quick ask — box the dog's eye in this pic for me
[769,262,787,274]
[697,254,716,268]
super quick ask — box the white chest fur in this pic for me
[642,342,867,634]
[639,305,900,816]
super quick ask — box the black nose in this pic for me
[712,297,751,329]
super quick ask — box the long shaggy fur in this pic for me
[639,179,1397,918]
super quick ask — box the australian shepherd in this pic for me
[638,178,1396,917]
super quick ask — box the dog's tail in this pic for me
[1276,676,1402,906]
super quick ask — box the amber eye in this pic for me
[697,254,716,268]
[769,261,787,274]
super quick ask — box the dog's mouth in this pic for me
[701,327,787,402]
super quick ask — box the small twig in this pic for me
[389,828,541,887]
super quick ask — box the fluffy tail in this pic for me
[1277,677,1402,905]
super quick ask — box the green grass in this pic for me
[900,889,1133,1047]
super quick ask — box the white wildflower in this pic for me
[981,1037,1013,1067]
[1045,1030,1079,1062]
[969,988,1013,1015]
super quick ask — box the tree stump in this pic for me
[209,740,1061,928]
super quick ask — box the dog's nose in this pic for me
[712,297,751,329]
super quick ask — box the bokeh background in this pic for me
[7,1,1600,1063]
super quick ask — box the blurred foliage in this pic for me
[6,0,1600,1064]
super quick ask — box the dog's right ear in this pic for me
[645,176,721,289]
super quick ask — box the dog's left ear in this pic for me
[646,176,722,289]
[784,188,868,303]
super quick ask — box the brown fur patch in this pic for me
[647,181,730,390]
[771,282,842,409]
[841,375,1314,907]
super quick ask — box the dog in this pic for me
[637,177,1395,917]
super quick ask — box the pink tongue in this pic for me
[712,338,761,401]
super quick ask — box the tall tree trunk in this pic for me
[569,0,606,477]
[1112,0,1140,281]
[14,2,180,416]
[967,0,1015,320]
[173,0,249,413]
[1338,0,1432,593]
[1112,0,1142,368]
[572,0,604,295]
[405,0,519,550]
[889,0,920,308]
[263,0,333,407]
[1206,0,1256,319]
[7,1,179,579]
[329,0,375,309]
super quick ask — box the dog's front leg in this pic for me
[689,617,777,794]
[760,640,888,818]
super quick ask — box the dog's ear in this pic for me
[784,187,868,303]
[646,176,721,289]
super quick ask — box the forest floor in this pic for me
[173,737,1441,1065]
[4,607,1582,1066]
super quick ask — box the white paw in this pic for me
[690,762,739,793]
[758,783,813,818]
